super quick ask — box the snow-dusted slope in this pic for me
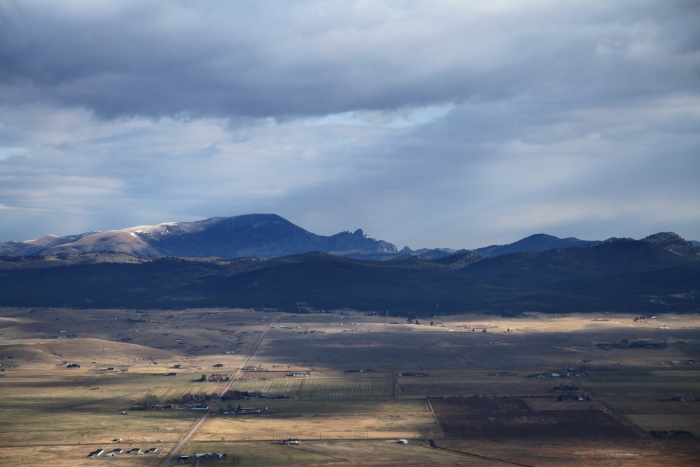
[0,214,397,259]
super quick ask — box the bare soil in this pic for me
[430,398,639,438]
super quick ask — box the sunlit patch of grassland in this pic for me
[183,441,343,466]
[194,412,439,441]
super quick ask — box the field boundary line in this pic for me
[426,399,444,438]
[594,400,650,439]
[427,439,538,467]
[157,313,282,467]
[287,444,353,463]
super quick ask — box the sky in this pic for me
[0,0,699,249]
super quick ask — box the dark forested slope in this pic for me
[0,233,698,315]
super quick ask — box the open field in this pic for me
[430,398,637,438]
[182,441,344,466]
[265,440,477,465]
[256,399,429,414]
[194,411,439,441]
[181,440,476,466]
[437,439,700,467]
[0,373,202,446]
[296,377,394,400]
[0,444,173,467]
[0,307,699,466]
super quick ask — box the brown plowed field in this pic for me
[430,398,639,438]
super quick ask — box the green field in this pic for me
[150,383,224,401]
[297,377,394,400]
[578,370,700,399]
[229,379,305,397]
[229,377,395,400]
[259,399,428,414]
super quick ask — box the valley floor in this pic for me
[0,308,699,466]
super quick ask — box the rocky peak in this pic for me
[642,232,700,257]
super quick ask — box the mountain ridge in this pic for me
[0,214,696,262]
[0,232,698,314]
[0,214,397,259]
[472,233,606,258]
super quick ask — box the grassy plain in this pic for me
[182,442,343,466]
[194,411,439,441]
[0,307,698,466]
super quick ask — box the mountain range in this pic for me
[0,214,397,259]
[472,233,608,258]
[1,231,698,315]
[1,213,674,261]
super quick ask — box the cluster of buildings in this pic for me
[193,452,226,458]
[87,447,158,458]
[180,403,208,410]
[207,373,230,382]
[272,438,301,445]
[551,367,589,378]
[221,405,274,415]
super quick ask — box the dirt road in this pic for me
[158,314,281,467]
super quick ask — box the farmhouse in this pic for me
[233,405,273,415]
[87,449,104,457]
[181,403,208,410]
[207,373,229,382]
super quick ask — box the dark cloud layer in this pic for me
[0,1,698,247]
[2,1,698,119]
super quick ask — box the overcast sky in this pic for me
[1,1,698,249]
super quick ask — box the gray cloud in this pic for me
[1,1,698,118]
[0,1,698,247]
